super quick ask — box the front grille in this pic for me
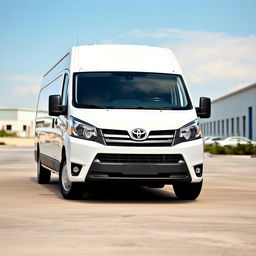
[102,129,175,146]
[95,153,184,164]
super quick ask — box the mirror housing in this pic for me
[48,95,67,116]
[196,97,211,118]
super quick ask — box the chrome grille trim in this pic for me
[104,134,130,138]
[105,139,173,144]
[102,129,176,146]
[148,135,174,139]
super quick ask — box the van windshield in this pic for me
[73,72,193,110]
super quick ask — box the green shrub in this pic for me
[0,129,17,137]
[212,145,226,154]
[232,143,256,155]
[203,145,213,152]
[204,143,256,155]
[204,145,225,154]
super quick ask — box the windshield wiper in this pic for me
[160,107,174,110]
[107,106,169,110]
[132,106,173,110]
[80,104,105,109]
[89,106,174,110]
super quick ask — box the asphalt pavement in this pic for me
[0,146,256,255]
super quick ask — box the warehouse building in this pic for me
[0,108,35,137]
[200,83,256,141]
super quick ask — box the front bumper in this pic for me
[67,137,203,183]
[86,153,191,184]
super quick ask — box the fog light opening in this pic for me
[195,167,201,174]
[194,164,203,177]
[71,163,82,176]
[73,166,80,173]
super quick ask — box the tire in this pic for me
[173,180,203,200]
[37,157,51,184]
[59,161,84,200]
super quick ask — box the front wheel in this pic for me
[59,161,84,199]
[173,180,203,200]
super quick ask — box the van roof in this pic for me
[71,44,182,75]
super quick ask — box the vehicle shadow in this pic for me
[30,176,62,199]
[30,176,194,204]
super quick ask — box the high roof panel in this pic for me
[71,44,182,74]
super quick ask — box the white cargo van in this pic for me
[35,45,211,200]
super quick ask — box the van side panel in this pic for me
[35,52,71,170]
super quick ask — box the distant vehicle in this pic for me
[216,136,256,147]
[204,137,224,145]
[203,136,211,142]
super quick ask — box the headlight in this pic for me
[179,120,201,141]
[70,116,97,140]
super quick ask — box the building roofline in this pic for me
[212,83,256,103]
[0,107,36,112]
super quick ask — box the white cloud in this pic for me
[114,29,256,100]
[5,75,41,96]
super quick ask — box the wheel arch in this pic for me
[61,146,67,161]
[34,143,40,162]
[59,146,67,171]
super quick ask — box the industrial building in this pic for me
[200,83,256,141]
[0,108,35,137]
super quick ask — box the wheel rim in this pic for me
[61,164,72,192]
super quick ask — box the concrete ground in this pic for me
[0,147,255,256]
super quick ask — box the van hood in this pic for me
[70,109,197,132]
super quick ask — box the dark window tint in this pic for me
[23,125,27,131]
[248,107,253,140]
[6,125,12,131]
[73,72,192,110]
[243,116,246,137]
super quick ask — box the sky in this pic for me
[0,0,255,109]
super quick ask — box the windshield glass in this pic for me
[73,72,192,110]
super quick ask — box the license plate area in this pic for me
[122,164,158,175]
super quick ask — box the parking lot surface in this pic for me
[0,146,256,255]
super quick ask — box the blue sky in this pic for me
[0,0,255,109]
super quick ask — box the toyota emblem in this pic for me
[131,128,147,141]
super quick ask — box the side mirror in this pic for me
[196,97,211,118]
[48,95,67,116]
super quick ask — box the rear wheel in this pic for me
[59,161,84,199]
[37,157,51,184]
[173,180,203,200]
